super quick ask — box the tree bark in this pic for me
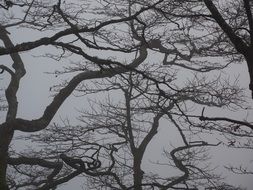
[133,151,143,190]
[245,50,253,98]
[203,0,253,98]
[0,123,13,190]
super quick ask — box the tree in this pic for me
[153,0,253,98]
[13,71,244,190]
[203,0,253,98]
[0,0,252,189]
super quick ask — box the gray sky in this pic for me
[1,1,253,189]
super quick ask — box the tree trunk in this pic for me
[133,152,143,190]
[0,157,8,190]
[245,50,253,98]
[0,124,13,190]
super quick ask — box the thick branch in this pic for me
[124,92,136,152]
[161,142,220,190]
[199,115,253,130]
[243,0,253,46]
[0,1,162,56]
[203,0,248,54]
[0,25,26,121]
[0,24,26,190]
[8,156,63,180]
[12,45,147,132]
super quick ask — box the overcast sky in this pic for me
[1,2,253,189]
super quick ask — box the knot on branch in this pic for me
[199,107,206,121]
[5,0,13,7]
[60,154,84,170]
[148,39,161,49]
[60,154,101,171]
[199,116,206,121]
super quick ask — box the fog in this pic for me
[1,1,253,189]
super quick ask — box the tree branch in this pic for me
[199,115,253,130]
[12,45,147,132]
[8,156,63,181]
[0,1,163,56]
[243,0,253,46]
[203,0,248,54]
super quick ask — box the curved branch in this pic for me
[0,24,26,121]
[7,156,63,181]
[0,0,163,56]
[0,65,14,76]
[160,142,220,190]
[11,45,147,132]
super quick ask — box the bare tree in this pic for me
[10,72,243,189]
[203,0,253,98]
[0,0,252,189]
[152,0,253,98]
[150,0,253,147]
